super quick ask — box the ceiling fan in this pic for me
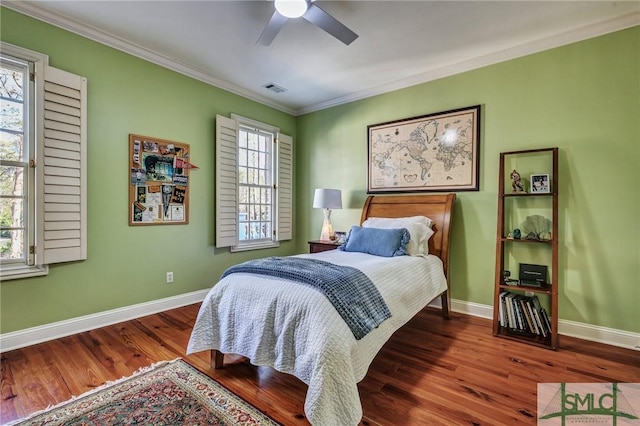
[257,0,359,46]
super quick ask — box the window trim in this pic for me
[0,56,33,266]
[215,114,292,252]
[1,43,48,280]
[231,114,279,251]
[0,262,49,280]
[0,42,88,281]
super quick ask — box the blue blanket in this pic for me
[221,257,391,340]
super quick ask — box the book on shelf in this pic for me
[513,295,527,331]
[521,298,538,335]
[510,294,523,330]
[503,292,515,330]
[531,295,549,337]
[540,308,552,335]
[519,296,539,335]
[530,299,546,337]
[507,293,520,329]
[499,291,551,337]
[499,291,509,327]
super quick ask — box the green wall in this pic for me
[297,27,640,333]
[0,8,297,333]
[1,7,638,336]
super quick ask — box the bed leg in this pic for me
[211,350,224,369]
[441,292,451,319]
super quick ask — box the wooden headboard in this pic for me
[360,194,456,316]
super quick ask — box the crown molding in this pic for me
[3,2,638,117]
[2,1,298,116]
[298,12,640,115]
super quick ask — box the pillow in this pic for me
[362,216,434,256]
[338,225,410,257]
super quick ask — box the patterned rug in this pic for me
[9,359,280,426]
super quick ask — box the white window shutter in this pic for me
[36,65,87,264]
[277,133,293,241]
[215,114,238,247]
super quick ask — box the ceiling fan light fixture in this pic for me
[274,0,308,18]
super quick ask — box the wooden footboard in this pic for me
[211,349,224,369]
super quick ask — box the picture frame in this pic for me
[530,173,550,193]
[129,134,195,226]
[367,105,481,193]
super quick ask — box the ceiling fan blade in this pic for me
[303,3,358,45]
[257,11,288,46]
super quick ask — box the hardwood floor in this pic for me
[2,304,639,425]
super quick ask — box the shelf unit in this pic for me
[492,148,559,350]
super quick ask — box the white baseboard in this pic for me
[558,318,640,351]
[451,298,494,319]
[432,298,640,351]
[2,293,638,352]
[0,289,210,352]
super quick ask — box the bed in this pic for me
[187,193,456,425]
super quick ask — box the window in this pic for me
[238,125,273,243]
[215,114,292,251]
[1,54,34,268]
[0,42,87,280]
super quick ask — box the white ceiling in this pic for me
[5,1,640,115]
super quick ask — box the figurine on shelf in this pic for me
[513,228,521,239]
[510,169,525,193]
[502,270,519,285]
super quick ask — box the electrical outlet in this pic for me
[166,272,174,283]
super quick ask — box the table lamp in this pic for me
[313,188,342,241]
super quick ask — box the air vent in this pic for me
[262,82,287,93]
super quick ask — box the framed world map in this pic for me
[367,105,481,193]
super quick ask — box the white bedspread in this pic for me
[186,250,447,426]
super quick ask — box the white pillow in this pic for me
[362,216,434,256]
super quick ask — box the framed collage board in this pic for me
[129,134,194,225]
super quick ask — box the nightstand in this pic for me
[308,240,342,254]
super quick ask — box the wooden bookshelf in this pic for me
[492,148,559,350]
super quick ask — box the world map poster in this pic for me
[367,105,481,193]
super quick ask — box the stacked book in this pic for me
[498,291,552,337]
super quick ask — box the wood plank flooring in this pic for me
[2,304,639,425]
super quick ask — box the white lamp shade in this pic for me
[313,188,342,209]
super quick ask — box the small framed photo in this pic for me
[334,231,347,244]
[530,174,550,193]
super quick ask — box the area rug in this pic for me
[9,358,280,426]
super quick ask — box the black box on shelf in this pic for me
[519,263,547,287]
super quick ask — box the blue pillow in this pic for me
[339,225,409,257]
